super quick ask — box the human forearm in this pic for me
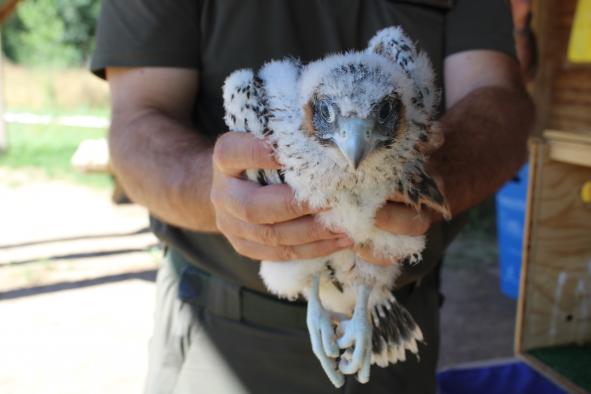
[107,67,219,232]
[109,109,218,232]
[433,85,534,216]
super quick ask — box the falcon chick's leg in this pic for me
[306,274,345,388]
[337,282,372,383]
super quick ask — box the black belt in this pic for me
[168,248,308,331]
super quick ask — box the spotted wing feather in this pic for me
[222,68,283,185]
[399,163,451,220]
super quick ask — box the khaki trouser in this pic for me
[144,251,441,394]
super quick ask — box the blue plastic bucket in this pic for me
[437,359,566,394]
[495,164,529,299]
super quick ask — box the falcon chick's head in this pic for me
[299,27,436,170]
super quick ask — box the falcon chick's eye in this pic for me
[378,100,394,124]
[318,99,336,124]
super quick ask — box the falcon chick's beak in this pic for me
[334,118,373,169]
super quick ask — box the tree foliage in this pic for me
[1,0,100,67]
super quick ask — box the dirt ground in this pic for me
[0,174,517,393]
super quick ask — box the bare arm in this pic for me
[434,50,534,216]
[108,67,218,232]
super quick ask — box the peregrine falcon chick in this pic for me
[223,26,451,387]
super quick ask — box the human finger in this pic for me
[374,202,431,236]
[216,211,344,246]
[217,179,323,224]
[213,132,281,176]
[227,236,354,262]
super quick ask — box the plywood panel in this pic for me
[544,129,591,144]
[549,141,591,167]
[533,0,591,133]
[519,140,591,351]
[549,70,591,132]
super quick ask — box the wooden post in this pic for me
[0,30,6,153]
[0,0,25,153]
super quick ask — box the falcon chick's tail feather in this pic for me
[370,293,424,367]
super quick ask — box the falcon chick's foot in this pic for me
[306,274,345,388]
[337,283,372,384]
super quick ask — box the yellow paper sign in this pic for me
[582,181,591,203]
[569,0,591,63]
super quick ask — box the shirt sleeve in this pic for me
[445,0,516,59]
[91,0,201,79]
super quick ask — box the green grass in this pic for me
[0,122,112,189]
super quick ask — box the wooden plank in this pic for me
[549,69,591,131]
[548,140,591,167]
[544,129,591,144]
[519,142,591,351]
[544,130,591,168]
[533,0,591,133]
[70,138,110,173]
[531,0,558,136]
[515,138,544,354]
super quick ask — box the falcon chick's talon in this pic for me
[337,284,372,383]
[307,275,345,388]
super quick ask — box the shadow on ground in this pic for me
[0,269,156,301]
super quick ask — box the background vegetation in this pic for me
[1,0,109,189]
[2,0,100,67]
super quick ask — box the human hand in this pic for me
[354,194,434,266]
[211,132,354,261]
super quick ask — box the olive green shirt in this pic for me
[92,0,515,293]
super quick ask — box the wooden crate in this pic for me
[515,133,591,393]
[518,3,591,390]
